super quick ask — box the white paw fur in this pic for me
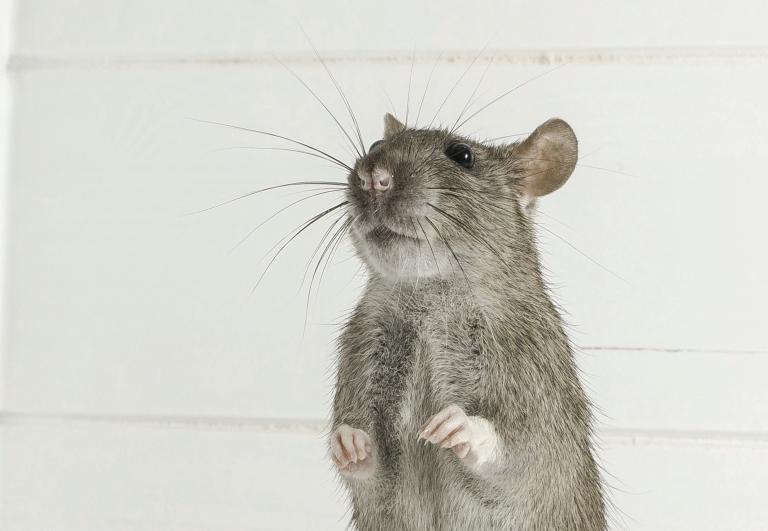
[417,404,500,472]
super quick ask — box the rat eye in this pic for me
[444,142,474,169]
[369,140,385,152]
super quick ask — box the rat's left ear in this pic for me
[383,113,406,139]
[510,118,577,208]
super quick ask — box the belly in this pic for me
[349,330,508,529]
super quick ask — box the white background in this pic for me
[2,1,768,530]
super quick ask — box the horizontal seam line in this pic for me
[8,47,768,70]
[2,412,768,446]
[580,346,768,355]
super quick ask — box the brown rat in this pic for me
[329,112,606,530]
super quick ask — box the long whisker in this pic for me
[215,145,352,171]
[486,132,530,142]
[427,186,516,204]
[311,217,352,307]
[303,216,352,329]
[513,156,640,179]
[304,216,346,322]
[427,202,512,275]
[300,212,347,293]
[190,118,354,172]
[257,200,348,267]
[415,52,442,127]
[406,216,425,272]
[535,222,631,285]
[382,88,399,117]
[429,187,624,282]
[251,201,349,293]
[187,180,347,215]
[570,163,639,179]
[276,58,362,158]
[424,216,473,293]
[450,57,494,134]
[431,186,572,229]
[454,64,565,131]
[230,188,344,253]
[423,217,455,276]
[405,49,416,127]
[301,28,366,156]
[427,47,486,129]
[416,217,440,276]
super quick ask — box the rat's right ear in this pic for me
[383,113,406,139]
[510,118,577,209]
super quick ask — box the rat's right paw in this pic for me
[330,424,377,480]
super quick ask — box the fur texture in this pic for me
[330,116,606,530]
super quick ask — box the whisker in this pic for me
[300,212,347,293]
[187,180,347,215]
[427,47,486,129]
[304,216,352,329]
[485,132,530,142]
[423,216,456,276]
[512,156,640,179]
[415,52,442,127]
[454,64,565,131]
[257,200,348,267]
[405,49,416,127]
[572,163,639,179]
[424,216,474,295]
[251,201,349,293]
[429,187,620,281]
[427,186,516,204]
[416,217,440,276]
[382,87,399,118]
[535,222,631,285]
[301,28,367,155]
[190,118,354,172]
[427,202,512,275]
[215,145,353,171]
[313,217,352,306]
[230,188,343,253]
[450,57,494,134]
[276,58,362,158]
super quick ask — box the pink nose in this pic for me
[360,169,391,192]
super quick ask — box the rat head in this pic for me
[347,113,577,281]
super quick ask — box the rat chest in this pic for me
[364,309,484,461]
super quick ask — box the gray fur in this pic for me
[331,117,606,530]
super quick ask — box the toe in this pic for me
[352,431,367,461]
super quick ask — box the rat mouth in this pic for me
[364,223,419,245]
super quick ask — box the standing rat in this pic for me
[329,113,606,530]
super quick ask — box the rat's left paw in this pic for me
[417,405,499,468]
[418,405,474,458]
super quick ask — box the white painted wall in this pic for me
[2,2,768,530]
[0,0,12,410]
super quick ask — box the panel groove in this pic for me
[4,411,768,448]
[581,346,768,355]
[8,47,768,72]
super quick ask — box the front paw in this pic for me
[417,405,474,458]
[330,424,377,480]
[417,405,498,468]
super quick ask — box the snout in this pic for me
[358,168,392,194]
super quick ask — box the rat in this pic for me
[329,113,606,530]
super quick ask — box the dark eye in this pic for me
[369,139,385,152]
[444,142,474,169]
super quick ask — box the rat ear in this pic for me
[511,118,577,207]
[383,113,406,139]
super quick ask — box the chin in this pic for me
[350,224,441,281]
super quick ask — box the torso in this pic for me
[341,282,515,530]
